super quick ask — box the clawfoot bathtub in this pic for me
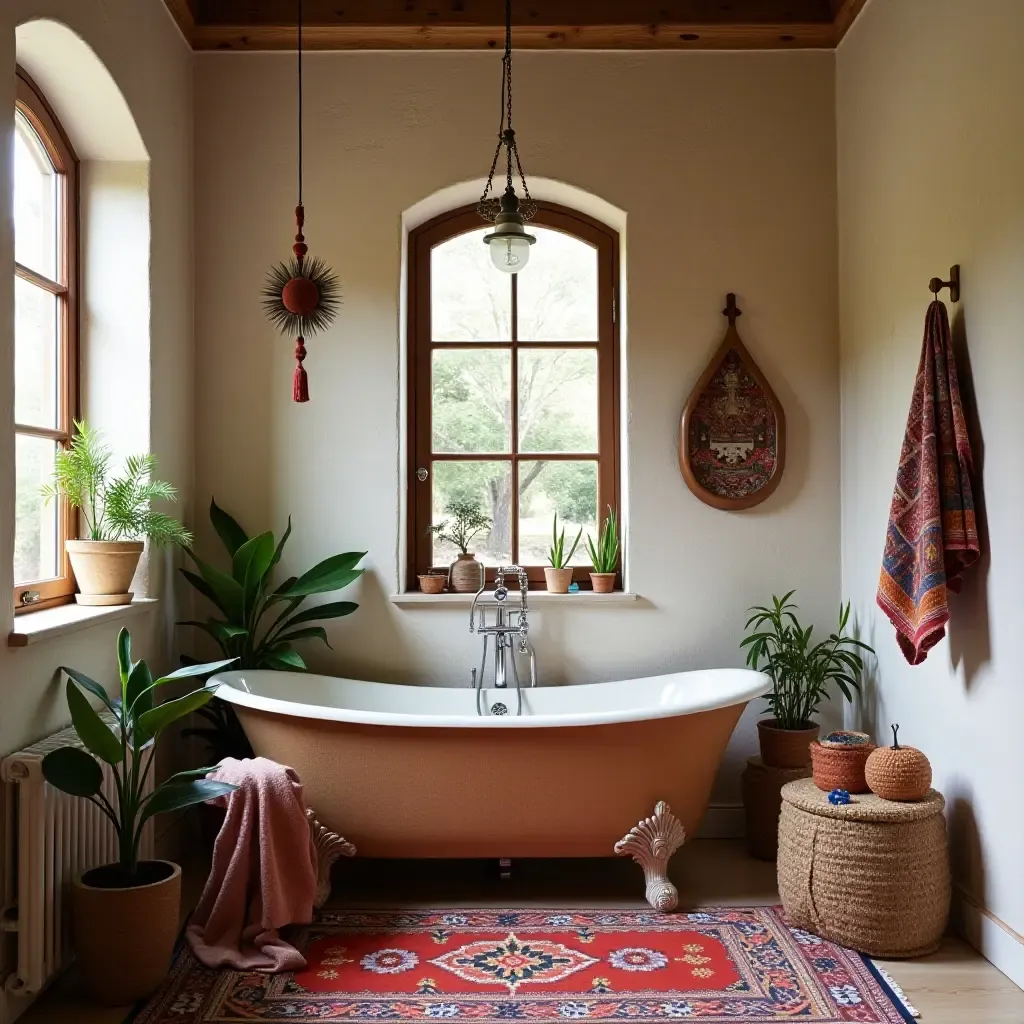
[212,669,768,910]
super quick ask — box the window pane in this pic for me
[432,349,511,454]
[517,227,598,342]
[431,228,512,341]
[431,461,511,566]
[15,277,59,428]
[14,110,58,281]
[518,460,598,567]
[15,434,59,584]
[518,348,598,453]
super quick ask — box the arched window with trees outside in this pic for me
[407,203,620,590]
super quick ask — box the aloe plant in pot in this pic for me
[41,628,236,1004]
[586,506,620,593]
[42,420,191,606]
[545,513,582,593]
[741,592,874,769]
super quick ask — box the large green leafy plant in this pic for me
[41,628,237,883]
[179,500,365,672]
[740,591,874,730]
[42,420,191,545]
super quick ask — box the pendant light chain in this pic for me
[297,0,303,208]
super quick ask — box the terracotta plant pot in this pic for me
[66,539,143,606]
[418,573,447,594]
[589,572,616,594]
[757,719,819,769]
[544,566,574,593]
[449,553,485,593]
[72,860,181,1005]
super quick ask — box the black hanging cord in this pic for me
[297,0,303,206]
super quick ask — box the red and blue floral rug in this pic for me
[133,907,915,1022]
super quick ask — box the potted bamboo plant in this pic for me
[429,500,492,593]
[741,592,874,768]
[43,421,191,605]
[41,628,235,1004]
[586,506,619,593]
[545,512,582,593]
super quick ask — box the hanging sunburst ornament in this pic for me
[262,0,339,403]
[477,0,537,274]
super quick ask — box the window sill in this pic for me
[390,591,639,607]
[8,597,159,648]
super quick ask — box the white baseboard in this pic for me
[952,885,1024,992]
[695,803,745,840]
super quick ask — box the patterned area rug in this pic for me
[132,907,915,1022]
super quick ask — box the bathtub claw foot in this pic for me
[614,801,687,913]
[308,808,356,908]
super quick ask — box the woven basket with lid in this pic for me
[777,779,950,958]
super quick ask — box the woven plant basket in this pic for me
[810,740,875,793]
[741,757,811,861]
[777,780,949,958]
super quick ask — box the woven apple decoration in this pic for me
[865,724,932,801]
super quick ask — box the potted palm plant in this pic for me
[43,421,191,605]
[586,506,620,593]
[429,500,492,593]
[41,628,235,1004]
[545,512,582,593]
[741,591,874,768]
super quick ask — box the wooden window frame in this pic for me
[406,202,620,592]
[13,68,79,613]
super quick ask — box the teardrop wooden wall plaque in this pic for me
[679,294,785,511]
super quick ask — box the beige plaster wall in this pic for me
[194,50,840,802]
[837,0,1024,980]
[0,0,193,753]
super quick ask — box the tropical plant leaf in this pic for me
[232,531,275,588]
[188,554,244,622]
[125,660,154,719]
[180,568,225,615]
[274,626,331,648]
[279,552,365,597]
[282,601,358,628]
[61,667,114,712]
[66,679,122,765]
[139,778,237,824]
[117,628,132,690]
[210,498,249,556]
[136,687,217,744]
[267,516,292,575]
[263,648,306,671]
[42,746,104,798]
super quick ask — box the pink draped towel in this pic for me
[186,757,317,972]
[876,299,980,664]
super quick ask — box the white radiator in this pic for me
[0,717,154,1014]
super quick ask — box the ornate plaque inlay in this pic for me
[679,295,785,510]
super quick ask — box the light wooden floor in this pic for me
[23,840,1024,1023]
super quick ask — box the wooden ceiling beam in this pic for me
[831,0,871,43]
[163,0,195,46]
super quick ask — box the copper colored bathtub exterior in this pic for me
[233,702,746,859]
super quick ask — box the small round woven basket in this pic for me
[810,740,875,793]
[777,779,950,958]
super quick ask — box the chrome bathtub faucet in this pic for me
[468,566,538,716]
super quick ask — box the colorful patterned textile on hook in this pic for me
[877,299,980,664]
[133,907,915,1022]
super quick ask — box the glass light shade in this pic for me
[488,234,533,274]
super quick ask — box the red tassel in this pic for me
[293,336,309,403]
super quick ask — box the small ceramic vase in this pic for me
[864,724,932,801]
[449,553,485,593]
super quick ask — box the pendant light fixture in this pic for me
[477,0,537,274]
[262,0,340,403]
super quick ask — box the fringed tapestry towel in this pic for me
[877,299,980,664]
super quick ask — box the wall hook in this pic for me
[928,265,960,303]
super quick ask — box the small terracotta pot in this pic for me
[66,539,143,606]
[757,719,819,769]
[589,572,616,594]
[418,573,447,594]
[810,739,876,793]
[449,553,485,593]
[72,860,181,1005]
[544,566,574,593]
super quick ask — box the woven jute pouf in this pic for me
[777,779,949,958]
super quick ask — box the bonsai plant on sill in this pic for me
[42,420,191,605]
[741,591,874,769]
[429,500,492,593]
[545,512,582,593]
[178,498,365,763]
[41,628,236,1005]
[586,506,620,594]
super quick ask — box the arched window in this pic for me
[406,203,620,590]
[13,68,78,611]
